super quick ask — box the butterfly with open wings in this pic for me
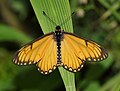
[13,25,108,74]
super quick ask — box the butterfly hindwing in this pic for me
[37,38,57,74]
[61,39,85,72]
[13,32,57,74]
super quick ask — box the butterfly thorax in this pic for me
[54,26,63,66]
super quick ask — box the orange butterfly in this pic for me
[13,25,108,74]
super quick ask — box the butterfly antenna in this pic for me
[60,12,75,26]
[43,11,57,26]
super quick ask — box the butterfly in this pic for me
[13,25,108,74]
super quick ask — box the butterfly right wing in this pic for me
[61,32,108,72]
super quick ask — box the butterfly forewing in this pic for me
[63,32,108,62]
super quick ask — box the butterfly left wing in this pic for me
[61,32,108,72]
[13,32,57,74]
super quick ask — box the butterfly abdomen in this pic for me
[54,26,63,66]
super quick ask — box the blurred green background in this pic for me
[0,0,120,91]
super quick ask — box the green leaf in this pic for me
[100,72,120,91]
[84,81,100,91]
[30,0,73,33]
[30,0,76,91]
[98,0,120,21]
[0,24,31,44]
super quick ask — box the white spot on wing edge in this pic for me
[81,64,84,68]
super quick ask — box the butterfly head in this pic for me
[55,25,61,31]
